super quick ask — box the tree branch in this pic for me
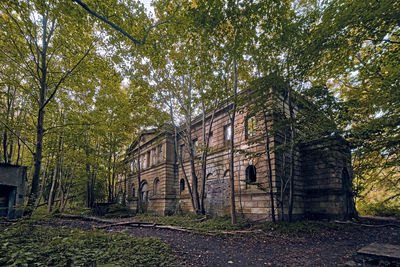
[365,38,400,44]
[72,0,180,46]
[40,41,95,111]
[0,119,35,155]
[72,0,143,45]
[142,4,181,45]
[43,122,96,134]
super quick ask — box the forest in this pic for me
[0,0,399,218]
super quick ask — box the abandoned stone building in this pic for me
[0,164,26,219]
[121,84,356,221]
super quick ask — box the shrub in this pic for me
[357,202,400,219]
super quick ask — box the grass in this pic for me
[134,213,250,232]
[0,220,174,266]
[132,213,351,234]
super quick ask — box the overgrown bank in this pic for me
[0,219,174,266]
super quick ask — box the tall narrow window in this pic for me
[152,148,156,165]
[192,139,198,157]
[147,151,151,168]
[224,125,232,143]
[180,179,185,193]
[132,185,135,197]
[180,144,185,160]
[158,144,163,162]
[246,116,256,139]
[142,155,146,169]
[154,178,160,195]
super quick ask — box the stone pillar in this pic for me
[300,135,356,220]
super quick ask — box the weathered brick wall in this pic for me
[177,104,277,220]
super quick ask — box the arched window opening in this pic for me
[132,185,135,197]
[223,170,230,178]
[180,179,185,193]
[246,165,257,183]
[154,178,160,195]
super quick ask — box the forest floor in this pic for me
[41,215,400,267]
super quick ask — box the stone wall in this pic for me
[300,135,356,220]
[177,104,276,220]
[125,131,177,215]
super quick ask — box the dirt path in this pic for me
[46,218,400,266]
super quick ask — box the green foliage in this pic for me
[357,202,400,219]
[308,0,400,207]
[0,222,173,266]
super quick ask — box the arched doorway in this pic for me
[341,168,355,219]
[205,171,230,216]
[140,181,149,212]
[153,178,160,196]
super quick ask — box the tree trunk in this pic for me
[229,53,238,225]
[263,110,276,223]
[111,152,116,202]
[48,165,58,212]
[136,135,142,213]
[107,143,113,202]
[25,14,50,216]
[199,96,217,214]
[288,86,295,222]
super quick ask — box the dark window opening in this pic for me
[132,185,135,197]
[146,151,151,168]
[0,185,16,218]
[223,170,230,178]
[246,165,257,183]
[180,179,185,193]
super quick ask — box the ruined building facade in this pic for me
[121,87,356,221]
